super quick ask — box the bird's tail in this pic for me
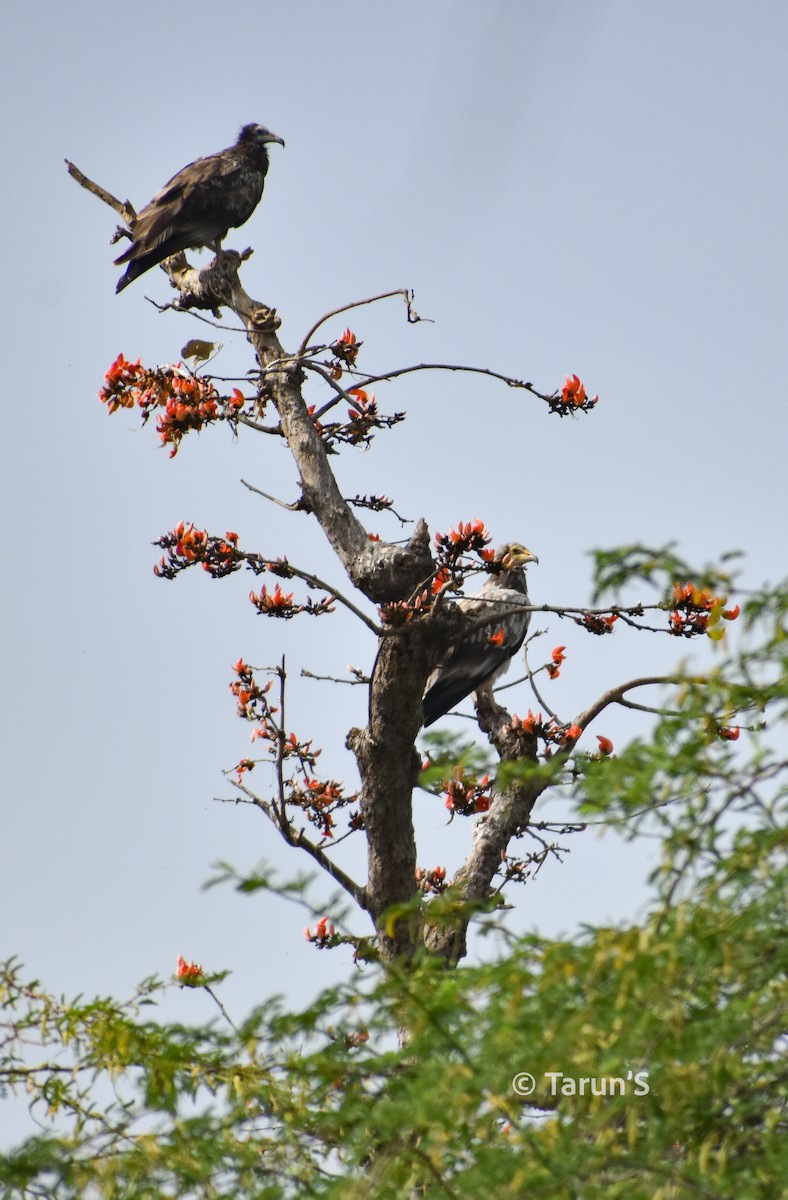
[114,251,160,293]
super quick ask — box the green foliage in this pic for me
[589,542,743,605]
[2,564,786,1197]
[2,807,785,1197]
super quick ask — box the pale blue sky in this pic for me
[2,1,786,1059]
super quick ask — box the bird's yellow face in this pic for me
[500,542,539,570]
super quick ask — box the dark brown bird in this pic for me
[422,543,538,727]
[114,124,284,292]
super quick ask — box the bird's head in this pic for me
[496,542,539,571]
[239,124,286,149]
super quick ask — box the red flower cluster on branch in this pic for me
[99,355,246,457]
[435,520,491,563]
[443,772,493,817]
[507,711,586,752]
[317,386,406,451]
[581,613,619,635]
[328,327,362,375]
[304,916,336,946]
[669,583,740,638]
[153,527,335,616]
[229,659,274,721]
[229,661,358,837]
[249,583,297,618]
[154,522,242,580]
[175,955,204,984]
[290,776,359,838]
[379,592,433,626]
[546,645,567,679]
[545,374,599,417]
[415,865,448,894]
[426,520,496,601]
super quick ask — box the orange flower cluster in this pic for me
[550,373,599,417]
[100,353,143,411]
[318,390,406,450]
[233,757,256,783]
[379,592,432,626]
[344,1028,370,1049]
[415,865,447,894]
[249,582,298,618]
[304,916,336,946]
[430,565,452,596]
[175,955,204,984]
[444,772,492,817]
[154,528,335,618]
[329,327,362,375]
[435,520,491,560]
[228,662,360,837]
[249,723,319,770]
[508,711,584,750]
[229,658,274,721]
[99,355,246,457]
[581,613,619,635]
[669,582,740,638]
[154,523,241,580]
[546,645,566,679]
[289,776,359,838]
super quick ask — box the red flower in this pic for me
[564,724,582,741]
[547,645,566,679]
[175,955,204,983]
[718,726,740,741]
[431,566,451,595]
[562,374,587,406]
[487,628,505,647]
[331,328,362,368]
[305,916,336,944]
[596,735,614,756]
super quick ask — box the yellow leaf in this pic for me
[181,339,217,363]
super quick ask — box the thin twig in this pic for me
[146,298,247,332]
[241,479,307,512]
[301,360,362,418]
[618,697,683,718]
[203,985,240,1035]
[274,658,288,827]
[254,559,382,635]
[455,598,668,641]
[230,779,367,910]
[296,289,415,360]
[343,360,549,398]
[522,641,561,724]
[301,668,370,686]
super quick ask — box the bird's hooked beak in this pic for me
[262,130,285,148]
[502,544,539,569]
